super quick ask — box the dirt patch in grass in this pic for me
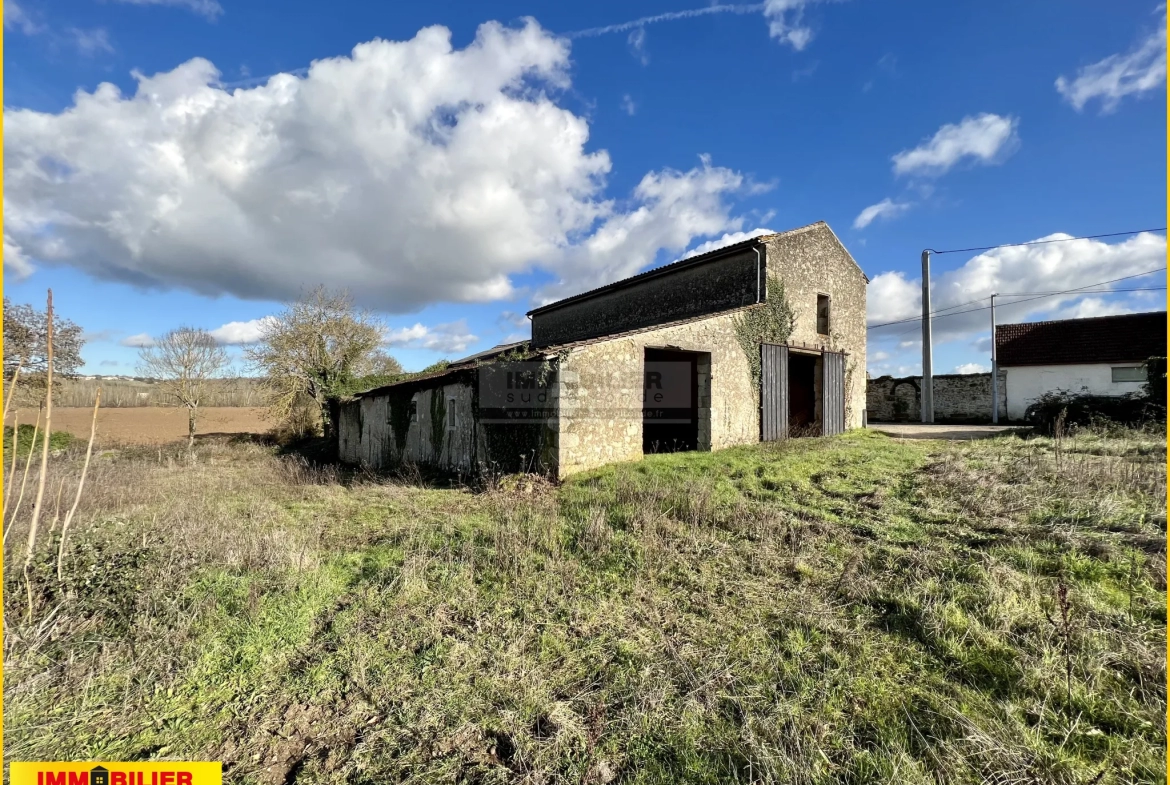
[5,406,270,445]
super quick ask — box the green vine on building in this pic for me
[429,392,447,460]
[733,275,797,391]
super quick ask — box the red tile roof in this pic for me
[995,311,1167,367]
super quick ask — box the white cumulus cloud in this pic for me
[953,363,987,374]
[384,320,479,353]
[853,198,910,229]
[209,317,276,345]
[536,155,760,303]
[681,227,775,259]
[1056,6,1166,113]
[1046,296,1140,321]
[4,20,752,313]
[867,231,1167,345]
[892,113,1019,178]
[3,235,35,279]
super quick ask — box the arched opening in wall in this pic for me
[643,348,709,454]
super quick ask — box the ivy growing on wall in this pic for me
[386,388,416,456]
[828,328,856,426]
[733,275,797,391]
[429,391,447,460]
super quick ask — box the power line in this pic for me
[925,228,1165,256]
[998,286,1165,296]
[867,266,1168,330]
[889,286,1167,340]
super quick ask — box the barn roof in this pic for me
[995,311,1167,367]
[525,220,867,319]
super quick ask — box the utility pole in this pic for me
[990,293,998,424]
[920,250,934,423]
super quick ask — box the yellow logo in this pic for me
[9,763,222,785]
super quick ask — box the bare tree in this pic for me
[3,297,85,404]
[138,327,229,448]
[245,286,385,439]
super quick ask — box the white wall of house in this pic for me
[1004,363,1147,419]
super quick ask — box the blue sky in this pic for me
[4,0,1167,376]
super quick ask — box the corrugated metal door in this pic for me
[822,350,846,436]
[760,343,788,441]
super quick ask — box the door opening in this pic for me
[788,353,820,436]
[643,348,700,454]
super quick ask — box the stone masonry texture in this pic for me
[553,222,868,477]
[342,222,868,478]
[760,223,868,430]
[867,371,1009,423]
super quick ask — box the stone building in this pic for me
[338,221,868,478]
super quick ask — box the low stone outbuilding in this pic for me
[997,311,1166,420]
[339,221,868,478]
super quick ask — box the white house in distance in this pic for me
[996,311,1167,420]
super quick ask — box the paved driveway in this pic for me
[867,423,1030,441]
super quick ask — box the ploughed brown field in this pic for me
[5,406,270,445]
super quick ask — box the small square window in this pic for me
[816,294,831,335]
[1111,366,1145,383]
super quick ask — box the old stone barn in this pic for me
[339,221,868,478]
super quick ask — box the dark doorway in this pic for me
[643,348,699,453]
[788,353,818,433]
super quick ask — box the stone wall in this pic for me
[553,223,868,477]
[553,309,757,477]
[867,371,1009,423]
[762,223,868,428]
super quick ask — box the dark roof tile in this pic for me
[995,311,1166,367]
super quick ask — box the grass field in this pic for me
[3,428,1165,784]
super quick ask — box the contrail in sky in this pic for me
[565,3,766,38]
[221,4,771,91]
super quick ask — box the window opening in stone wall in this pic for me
[448,397,457,430]
[1111,366,1145,382]
[816,294,830,335]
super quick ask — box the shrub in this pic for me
[1144,356,1166,407]
[1025,390,1165,435]
[3,425,75,457]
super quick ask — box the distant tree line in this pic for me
[4,288,451,447]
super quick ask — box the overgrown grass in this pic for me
[3,424,76,457]
[4,428,1165,784]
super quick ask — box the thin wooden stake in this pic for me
[25,288,54,621]
[5,407,41,543]
[58,388,100,582]
[3,358,24,421]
